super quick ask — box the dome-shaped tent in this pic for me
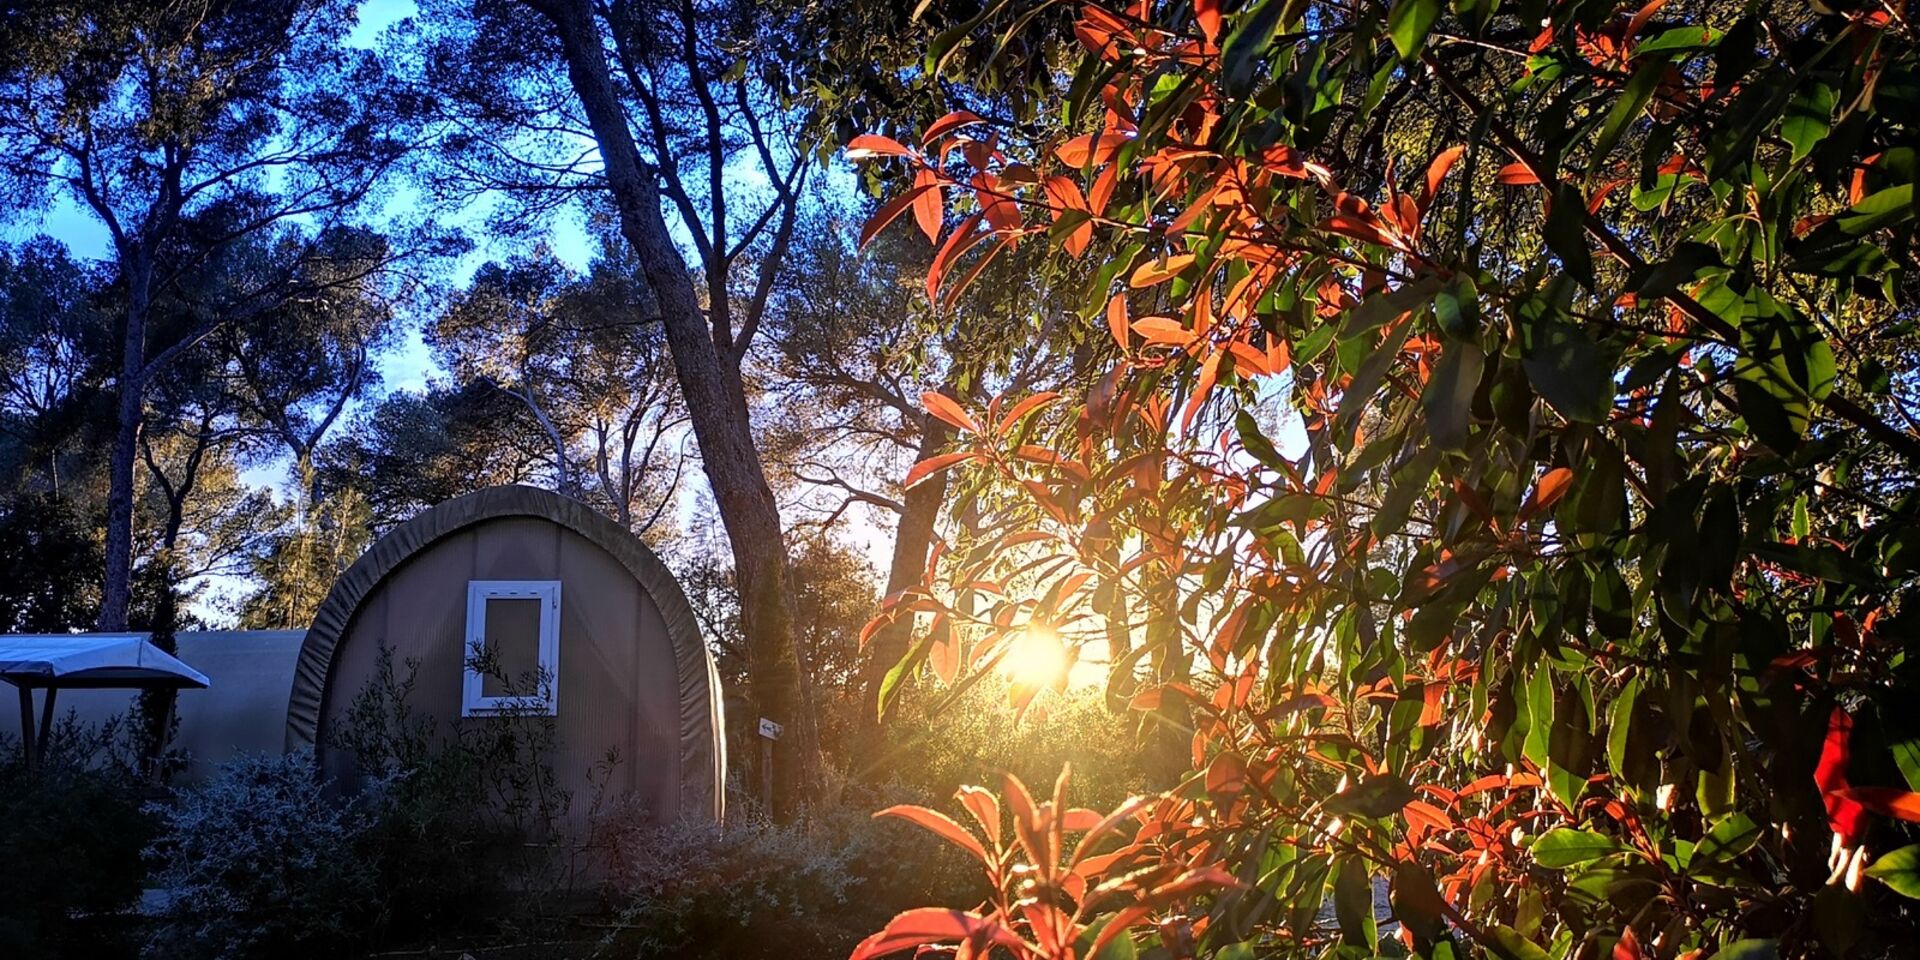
[289,484,724,825]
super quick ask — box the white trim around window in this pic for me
[461,579,561,717]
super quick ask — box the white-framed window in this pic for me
[461,580,561,717]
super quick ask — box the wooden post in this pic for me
[756,717,783,814]
[36,686,57,764]
[760,738,773,811]
[16,685,34,771]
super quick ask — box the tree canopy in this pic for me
[851,0,1920,956]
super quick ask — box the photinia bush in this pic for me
[850,0,1920,957]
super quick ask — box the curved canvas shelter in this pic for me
[290,484,725,824]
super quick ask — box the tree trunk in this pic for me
[859,418,951,725]
[98,259,152,632]
[530,0,820,817]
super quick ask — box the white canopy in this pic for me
[0,633,211,689]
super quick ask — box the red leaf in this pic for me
[1056,132,1133,167]
[904,451,974,489]
[1403,799,1456,832]
[1205,751,1248,798]
[860,182,941,249]
[1818,707,1868,842]
[1130,253,1196,287]
[1520,467,1575,519]
[848,908,1028,960]
[1625,0,1667,40]
[1614,927,1644,960]
[1320,213,1400,248]
[1132,316,1194,346]
[923,109,988,146]
[1194,0,1222,44]
[1180,350,1222,432]
[845,134,914,160]
[1833,787,1920,823]
[942,233,1017,310]
[1498,162,1541,185]
[973,173,1022,232]
[1106,293,1131,350]
[926,213,989,300]
[857,609,897,650]
[957,785,1002,847]
[911,168,943,243]
[874,805,988,862]
[1420,145,1467,215]
[920,392,978,433]
[1042,175,1094,256]
[997,391,1062,433]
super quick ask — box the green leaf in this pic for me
[1386,0,1442,60]
[1751,541,1879,587]
[1811,886,1864,958]
[1863,844,1920,899]
[1710,940,1777,960]
[1333,857,1377,947]
[1544,185,1596,289]
[1731,291,1835,453]
[1592,61,1663,161]
[1236,411,1289,472]
[1077,913,1142,960]
[1325,773,1417,818]
[1837,184,1915,236]
[1546,685,1593,807]
[1532,828,1630,868]
[1635,25,1724,55]
[1693,812,1763,867]
[1423,341,1484,450]
[1606,677,1640,781]
[1434,275,1480,338]
[1781,82,1836,163]
[1486,925,1553,960]
[1522,316,1616,424]
[1373,445,1440,537]
[1334,313,1415,444]
[1220,0,1290,98]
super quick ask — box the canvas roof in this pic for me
[0,633,211,689]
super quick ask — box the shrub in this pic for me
[0,716,151,960]
[602,789,977,960]
[142,752,376,960]
[332,645,572,939]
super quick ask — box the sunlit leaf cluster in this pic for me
[852,0,1920,957]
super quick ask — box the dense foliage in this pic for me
[0,719,151,960]
[853,0,1920,958]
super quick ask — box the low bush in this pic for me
[602,787,978,960]
[0,716,152,960]
[141,752,377,960]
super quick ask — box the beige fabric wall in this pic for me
[316,518,682,831]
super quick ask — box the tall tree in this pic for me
[318,382,553,533]
[0,0,412,629]
[413,0,823,813]
[220,224,404,626]
[430,242,686,533]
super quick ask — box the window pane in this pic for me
[480,596,543,698]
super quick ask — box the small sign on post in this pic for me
[757,717,782,810]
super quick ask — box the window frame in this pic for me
[460,579,562,717]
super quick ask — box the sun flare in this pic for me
[1001,624,1072,689]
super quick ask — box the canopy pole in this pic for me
[36,686,56,762]
[15,685,33,771]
